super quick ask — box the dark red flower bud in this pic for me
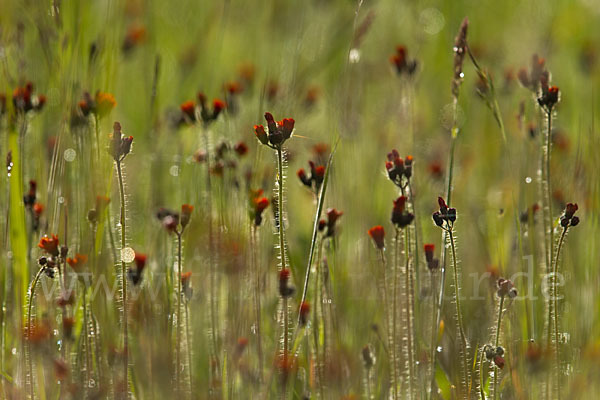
[565,203,578,219]
[299,302,310,326]
[368,226,385,249]
[180,101,196,121]
[254,124,268,145]
[494,355,505,369]
[424,244,435,263]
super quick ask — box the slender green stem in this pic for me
[551,227,568,399]
[185,301,193,396]
[202,126,219,370]
[479,347,486,400]
[493,295,505,400]
[379,248,396,400]
[449,228,469,398]
[176,231,182,395]
[405,227,415,399]
[251,227,263,383]
[276,146,290,399]
[116,160,128,396]
[432,103,458,396]
[26,267,45,400]
[83,283,91,394]
[392,228,400,399]
[429,270,438,396]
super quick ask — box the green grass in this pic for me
[1,0,599,398]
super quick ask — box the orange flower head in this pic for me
[67,254,88,271]
[95,92,116,118]
[38,234,59,256]
[368,226,385,249]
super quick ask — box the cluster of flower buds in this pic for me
[87,195,111,224]
[560,202,580,228]
[318,208,343,238]
[127,253,147,286]
[361,344,375,369]
[496,278,517,299]
[484,344,505,369]
[37,234,64,278]
[390,45,418,77]
[156,204,194,234]
[298,160,325,193]
[181,271,193,300]
[432,197,456,230]
[368,225,385,250]
[537,76,559,112]
[78,91,116,119]
[517,54,547,93]
[250,189,270,227]
[179,93,226,126]
[391,196,414,228]
[299,301,310,326]
[202,140,249,177]
[386,150,413,188]
[23,180,44,231]
[278,268,295,298]
[12,82,46,114]
[254,112,295,148]
[424,243,439,271]
[109,122,133,162]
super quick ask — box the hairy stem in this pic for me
[116,160,129,396]
[379,248,396,400]
[492,295,505,400]
[449,228,469,398]
[392,228,400,399]
[26,267,45,400]
[176,231,182,394]
[276,147,290,398]
[251,227,263,383]
[405,228,416,399]
[432,98,459,396]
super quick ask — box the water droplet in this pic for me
[11,348,16,355]
[53,329,59,336]
[459,72,465,78]
[64,148,76,162]
[525,176,532,184]
[121,247,135,263]
[436,346,443,353]
[169,165,179,177]
[349,48,361,63]
[58,196,65,204]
